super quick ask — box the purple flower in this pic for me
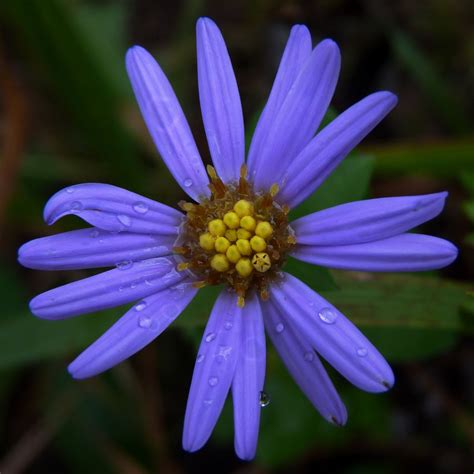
[18,18,457,460]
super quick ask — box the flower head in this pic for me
[18,17,457,460]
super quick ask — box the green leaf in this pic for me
[289,154,374,220]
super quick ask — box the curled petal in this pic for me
[271,273,394,393]
[247,25,312,174]
[232,293,266,460]
[18,228,174,270]
[262,299,347,425]
[43,183,182,234]
[126,46,210,201]
[30,257,183,320]
[183,290,242,453]
[252,39,341,191]
[279,92,397,208]
[68,281,198,379]
[197,18,245,183]
[293,192,447,246]
[291,233,458,272]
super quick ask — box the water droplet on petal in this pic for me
[203,399,213,406]
[208,376,218,387]
[205,332,216,343]
[183,178,193,188]
[135,301,147,312]
[138,316,152,328]
[259,391,270,407]
[275,323,285,333]
[197,354,205,363]
[133,201,149,214]
[66,187,75,194]
[224,321,233,330]
[356,347,368,357]
[318,307,338,324]
[116,260,133,270]
[70,201,83,211]
[216,345,232,363]
[117,214,131,227]
[89,229,100,238]
[304,351,315,362]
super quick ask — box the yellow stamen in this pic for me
[208,219,226,237]
[225,229,237,242]
[252,252,271,272]
[250,235,267,252]
[270,183,279,197]
[206,164,218,180]
[236,239,252,256]
[199,232,216,251]
[177,262,190,271]
[255,221,273,239]
[210,254,230,272]
[234,199,254,218]
[287,235,296,245]
[192,280,207,289]
[223,211,240,229]
[240,215,256,232]
[237,228,252,240]
[215,236,230,253]
[226,245,241,263]
[236,258,253,277]
[237,295,245,308]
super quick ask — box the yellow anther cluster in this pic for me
[198,199,274,277]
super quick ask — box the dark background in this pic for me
[0,1,473,473]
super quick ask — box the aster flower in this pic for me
[18,17,457,460]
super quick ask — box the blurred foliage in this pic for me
[0,0,473,473]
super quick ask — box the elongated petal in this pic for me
[183,290,242,453]
[293,192,447,246]
[271,273,394,392]
[247,25,312,174]
[44,183,182,234]
[68,281,198,379]
[262,299,347,425]
[291,233,458,272]
[126,46,209,201]
[18,228,174,270]
[196,18,244,183]
[30,257,183,319]
[279,92,397,208]
[232,293,266,460]
[251,39,341,191]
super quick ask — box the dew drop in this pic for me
[259,391,270,407]
[224,321,233,330]
[183,178,193,188]
[304,351,315,362]
[69,201,83,211]
[135,301,147,312]
[318,307,338,324]
[275,323,285,333]
[203,399,213,406]
[208,376,218,387]
[116,260,133,270]
[133,201,149,214]
[205,332,216,343]
[117,214,131,227]
[144,279,155,286]
[356,347,368,357]
[66,187,75,194]
[138,315,152,328]
[89,229,100,238]
[197,354,205,363]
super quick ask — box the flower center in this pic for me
[174,165,295,306]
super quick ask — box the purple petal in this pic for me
[126,46,210,201]
[293,192,447,246]
[271,273,394,392]
[43,183,182,234]
[262,298,347,425]
[30,257,183,320]
[279,92,398,208]
[68,281,198,379]
[18,228,174,270]
[232,293,266,460]
[247,25,312,175]
[291,233,458,272]
[183,290,242,453]
[196,18,244,183]
[251,39,341,191]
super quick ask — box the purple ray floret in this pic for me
[18,16,458,461]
